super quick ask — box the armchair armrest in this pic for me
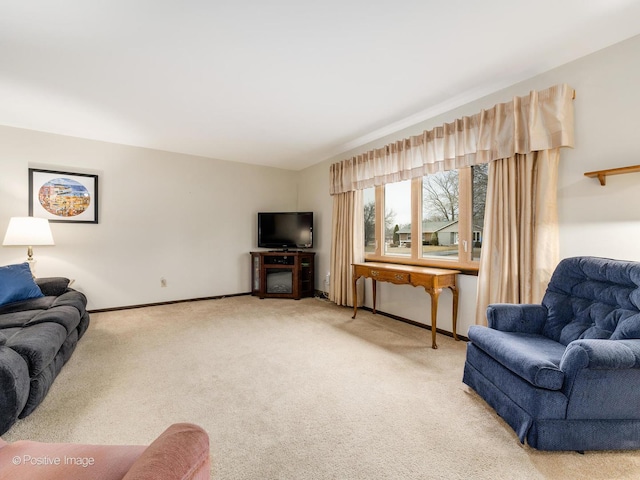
[486,304,547,333]
[122,423,210,480]
[560,339,640,372]
[559,339,640,416]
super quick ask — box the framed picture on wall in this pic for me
[28,168,99,224]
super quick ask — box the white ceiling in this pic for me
[2,1,640,170]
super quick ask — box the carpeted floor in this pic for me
[4,296,640,479]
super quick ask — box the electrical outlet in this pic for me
[160,278,167,287]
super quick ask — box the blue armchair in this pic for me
[463,256,640,451]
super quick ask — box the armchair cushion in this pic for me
[542,257,640,344]
[486,304,547,333]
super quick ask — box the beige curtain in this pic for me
[475,149,560,325]
[330,84,574,195]
[329,190,364,306]
[328,84,574,311]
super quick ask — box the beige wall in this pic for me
[2,34,639,325]
[299,34,640,337]
[0,126,298,310]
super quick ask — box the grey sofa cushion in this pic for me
[0,296,55,316]
[35,277,71,297]
[6,323,68,377]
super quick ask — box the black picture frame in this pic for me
[28,168,99,224]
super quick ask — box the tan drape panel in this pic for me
[475,149,560,325]
[329,190,364,306]
[330,84,574,195]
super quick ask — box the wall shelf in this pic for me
[584,164,640,186]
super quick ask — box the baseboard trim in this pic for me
[89,294,468,342]
[88,292,251,313]
[358,306,469,342]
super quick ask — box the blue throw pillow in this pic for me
[0,262,45,306]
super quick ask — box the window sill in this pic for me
[363,254,479,276]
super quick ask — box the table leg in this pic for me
[450,286,459,341]
[372,279,377,314]
[427,288,442,349]
[352,273,359,319]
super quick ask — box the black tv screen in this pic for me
[258,212,313,250]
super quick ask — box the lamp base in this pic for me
[26,258,37,277]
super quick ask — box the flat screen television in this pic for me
[258,212,313,250]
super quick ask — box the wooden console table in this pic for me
[352,262,460,349]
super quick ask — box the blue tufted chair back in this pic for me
[541,256,640,345]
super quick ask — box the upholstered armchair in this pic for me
[463,256,640,451]
[0,423,210,479]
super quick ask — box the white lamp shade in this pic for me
[3,217,55,246]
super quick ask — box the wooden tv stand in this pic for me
[250,251,315,299]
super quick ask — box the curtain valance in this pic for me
[330,83,575,195]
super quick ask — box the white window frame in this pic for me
[365,167,480,273]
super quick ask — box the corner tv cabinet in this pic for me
[250,251,315,299]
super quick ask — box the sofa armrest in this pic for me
[35,277,71,297]
[122,423,210,480]
[0,346,30,435]
[486,304,547,333]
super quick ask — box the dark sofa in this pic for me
[0,263,90,435]
[463,256,640,451]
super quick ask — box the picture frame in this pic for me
[29,168,99,224]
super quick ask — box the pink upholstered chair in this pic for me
[0,423,210,480]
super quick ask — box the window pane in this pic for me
[384,180,411,256]
[422,170,459,260]
[472,163,488,260]
[363,187,375,253]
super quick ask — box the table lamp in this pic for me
[3,217,55,271]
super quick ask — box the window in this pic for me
[472,163,488,261]
[363,165,487,272]
[422,170,459,260]
[384,179,411,257]
[363,187,375,253]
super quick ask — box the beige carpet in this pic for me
[4,296,640,479]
